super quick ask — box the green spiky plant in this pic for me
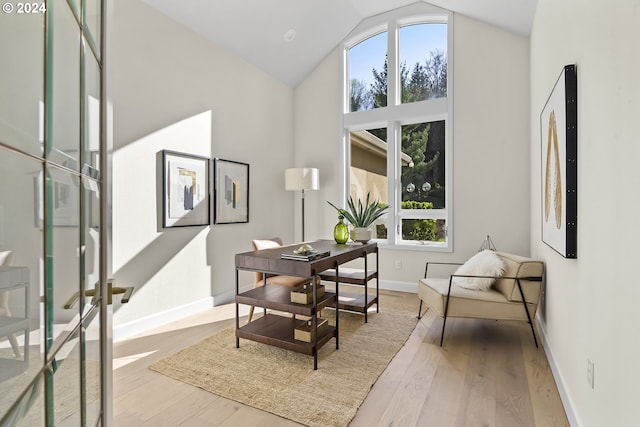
[327,193,389,228]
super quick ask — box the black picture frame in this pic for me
[162,150,211,228]
[214,158,249,224]
[540,64,577,258]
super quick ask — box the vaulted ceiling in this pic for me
[142,0,537,87]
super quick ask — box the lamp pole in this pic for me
[285,168,319,243]
[301,189,306,241]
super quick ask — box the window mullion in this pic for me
[386,20,399,244]
[387,20,399,107]
[387,122,400,244]
[340,128,349,207]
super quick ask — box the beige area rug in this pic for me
[149,305,418,427]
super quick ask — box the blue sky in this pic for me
[349,23,447,88]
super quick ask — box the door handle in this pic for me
[64,279,133,308]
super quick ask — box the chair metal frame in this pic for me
[417,261,542,347]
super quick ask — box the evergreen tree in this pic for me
[370,57,388,108]
[404,62,428,103]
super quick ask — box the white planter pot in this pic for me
[350,227,372,243]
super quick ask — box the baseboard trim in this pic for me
[213,288,238,305]
[321,279,418,294]
[113,281,417,343]
[535,315,581,427]
[379,280,417,294]
[114,296,214,342]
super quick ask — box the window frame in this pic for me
[340,6,454,252]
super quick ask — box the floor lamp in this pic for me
[285,168,319,241]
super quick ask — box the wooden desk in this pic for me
[235,240,378,369]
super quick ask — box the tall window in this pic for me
[348,32,386,111]
[343,9,452,250]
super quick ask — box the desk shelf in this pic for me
[236,284,335,317]
[319,267,379,321]
[235,283,336,368]
[334,291,378,313]
[318,268,377,285]
[236,314,336,356]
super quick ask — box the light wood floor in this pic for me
[113,288,569,426]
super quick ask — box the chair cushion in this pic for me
[250,238,313,288]
[452,249,505,291]
[418,277,537,321]
[252,238,283,251]
[0,251,13,266]
[493,252,544,303]
[255,275,311,288]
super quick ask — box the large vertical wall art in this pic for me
[540,64,577,258]
[214,158,249,224]
[162,150,210,228]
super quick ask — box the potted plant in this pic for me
[327,193,389,243]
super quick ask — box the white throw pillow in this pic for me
[453,250,505,291]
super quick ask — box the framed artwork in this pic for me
[33,169,80,228]
[540,64,577,258]
[214,158,249,224]
[162,150,210,228]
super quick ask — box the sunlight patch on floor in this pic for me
[113,350,158,370]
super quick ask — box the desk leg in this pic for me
[335,262,339,350]
[364,254,368,323]
[262,272,267,318]
[313,273,318,370]
[376,247,380,313]
[235,268,240,348]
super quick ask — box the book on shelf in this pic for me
[281,250,330,261]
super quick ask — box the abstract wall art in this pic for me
[214,158,249,224]
[540,64,577,258]
[162,150,210,228]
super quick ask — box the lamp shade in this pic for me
[285,168,319,191]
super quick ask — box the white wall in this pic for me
[293,48,343,244]
[530,1,640,425]
[0,11,42,155]
[0,12,43,321]
[295,14,531,286]
[111,0,296,328]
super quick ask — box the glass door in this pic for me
[0,0,110,425]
